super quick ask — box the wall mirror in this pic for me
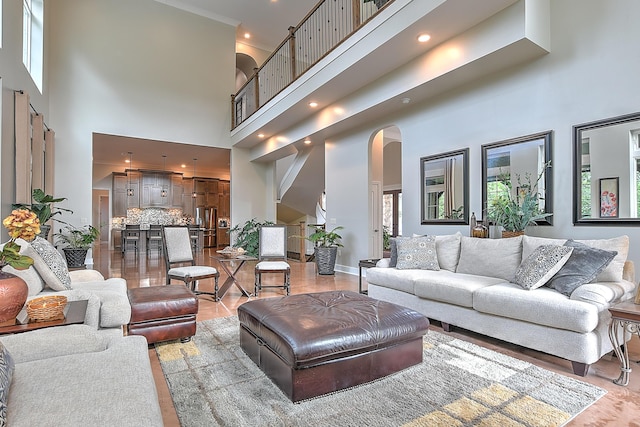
[420,148,469,224]
[481,131,553,225]
[573,112,640,225]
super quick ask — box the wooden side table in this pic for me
[0,300,88,335]
[358,259,380,294]
[608,300,640,386]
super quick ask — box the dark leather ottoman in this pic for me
[238,291,429,402]
[127,285,198,344]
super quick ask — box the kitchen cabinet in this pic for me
[218,194,230,217]
[112,173,128,217]
[182,178,195,217]
[171,174,183,207]
[126,171,141,209]
[141,172,170,207]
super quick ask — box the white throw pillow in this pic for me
[455,236,523,281]
[395,236,440,270]
[435,232,462,272]
[23,237,72,291]
[513,245,573,290]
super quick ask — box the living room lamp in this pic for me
[127,152,135,197]
[161,155,168,198]
[192,158,197,198]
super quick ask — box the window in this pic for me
[23,0,44,92]
[581,138,591,218]
[383,190,402,238]
[486,151,511,208]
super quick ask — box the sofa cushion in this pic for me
[0,341,14,427]
[1,265,43,296]
[513,245,573,290]
[71,279,131,328]
[522,235,566,261]
[23,237,72,291]
[570,280,637,310]
[365,267,424,294]
[414,271,506,308]
[435,232,462,272]
[455,236,523,281]
[546,240,617,296]
[575,236,629,282]
[473,283,600,333]
[395,236,439,270]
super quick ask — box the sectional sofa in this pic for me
[367,233,636,376]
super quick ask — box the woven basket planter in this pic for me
[63,248,89,268]
[501,230,525,238]
[315,247,338,275]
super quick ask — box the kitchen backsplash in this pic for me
[125,208,186,225]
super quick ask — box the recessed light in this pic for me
[401,97,411,104]
[417,34,431,43]
[309,101,318,108]
[258,133,265,138]
[304,138,312,145]
[181,164,186,168]
[244,33,251,39]
[125,159,131,163]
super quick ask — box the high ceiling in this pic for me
[154,0,319,50]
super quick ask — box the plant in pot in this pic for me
[305,225,344,275]
[364,0,389,9]
[228,218,274,258]
[0,209,39,323]
[55,224,100,268]
[488,163,552,237]
[13,189,72,239]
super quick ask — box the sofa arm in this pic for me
[0,324,107,364]
[69,269,105,283]
[376,258,391,268]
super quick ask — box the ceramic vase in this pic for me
[0,270,28,324]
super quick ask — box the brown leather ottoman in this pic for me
[127,285,198,344]
[238,291,429,402]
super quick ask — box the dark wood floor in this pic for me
[93,243,640,427]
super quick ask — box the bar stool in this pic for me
[122,225,140,256]
[146,225,163,254]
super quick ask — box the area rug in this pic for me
[155,316,606,427]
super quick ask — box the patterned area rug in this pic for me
[155,316,605,427]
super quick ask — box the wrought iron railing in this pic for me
[231,0,392,129]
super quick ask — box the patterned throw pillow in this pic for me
[0,341,15,427]
[513,245,573,290]
[395,236,440,271]
[24,237,72,291]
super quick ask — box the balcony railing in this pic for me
[231,0,392,129]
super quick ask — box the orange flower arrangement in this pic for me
[1,208,40,269]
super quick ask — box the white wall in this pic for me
[46,0,236,226]
[321,0,640,272]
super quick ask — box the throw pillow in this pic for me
[23,237,72,291]
[435,232,462,272]
[546,240,618,296]
[0,341,14,427]
[513,245,573,290]
[575,235,628,282]
[395,236,440,270]
[389,237,398,268]
[455,236,523,282]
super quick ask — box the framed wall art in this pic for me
[599,177,619,218]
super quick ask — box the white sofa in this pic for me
[0,325,163,426]
[367,233,636,376]
[2,237,131,335]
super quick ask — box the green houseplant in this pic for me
[304,225,344,275]
[14,189,72,239]
[488,163,552,236]
[228,218,274,258]
[55,224,100,268]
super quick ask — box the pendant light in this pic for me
[127,152,135,197]
[161,155,168,198]
[192,158,198,198]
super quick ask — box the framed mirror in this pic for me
[481,131,553,226]
[573,112,640,225]
[420,148,469,224]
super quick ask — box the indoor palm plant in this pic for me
[304,225,344,275]
[55,224,100,268]
[488,163,552,237]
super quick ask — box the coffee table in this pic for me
[0,300,88,335]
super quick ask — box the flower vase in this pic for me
[0,270,28,325]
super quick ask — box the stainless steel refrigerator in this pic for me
[195,207,217,247]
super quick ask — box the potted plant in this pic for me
[55,224,100,268]
[305,225,344,275]
[14,189,72,239]
[228,218,274,258]
[364,0,389,9]
[488,163,552,237]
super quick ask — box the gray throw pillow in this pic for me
[546,240,618,296]
[389,237,398,267]
[395,236,440,270]
[0,341,14,427]
[513,245,573,290]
